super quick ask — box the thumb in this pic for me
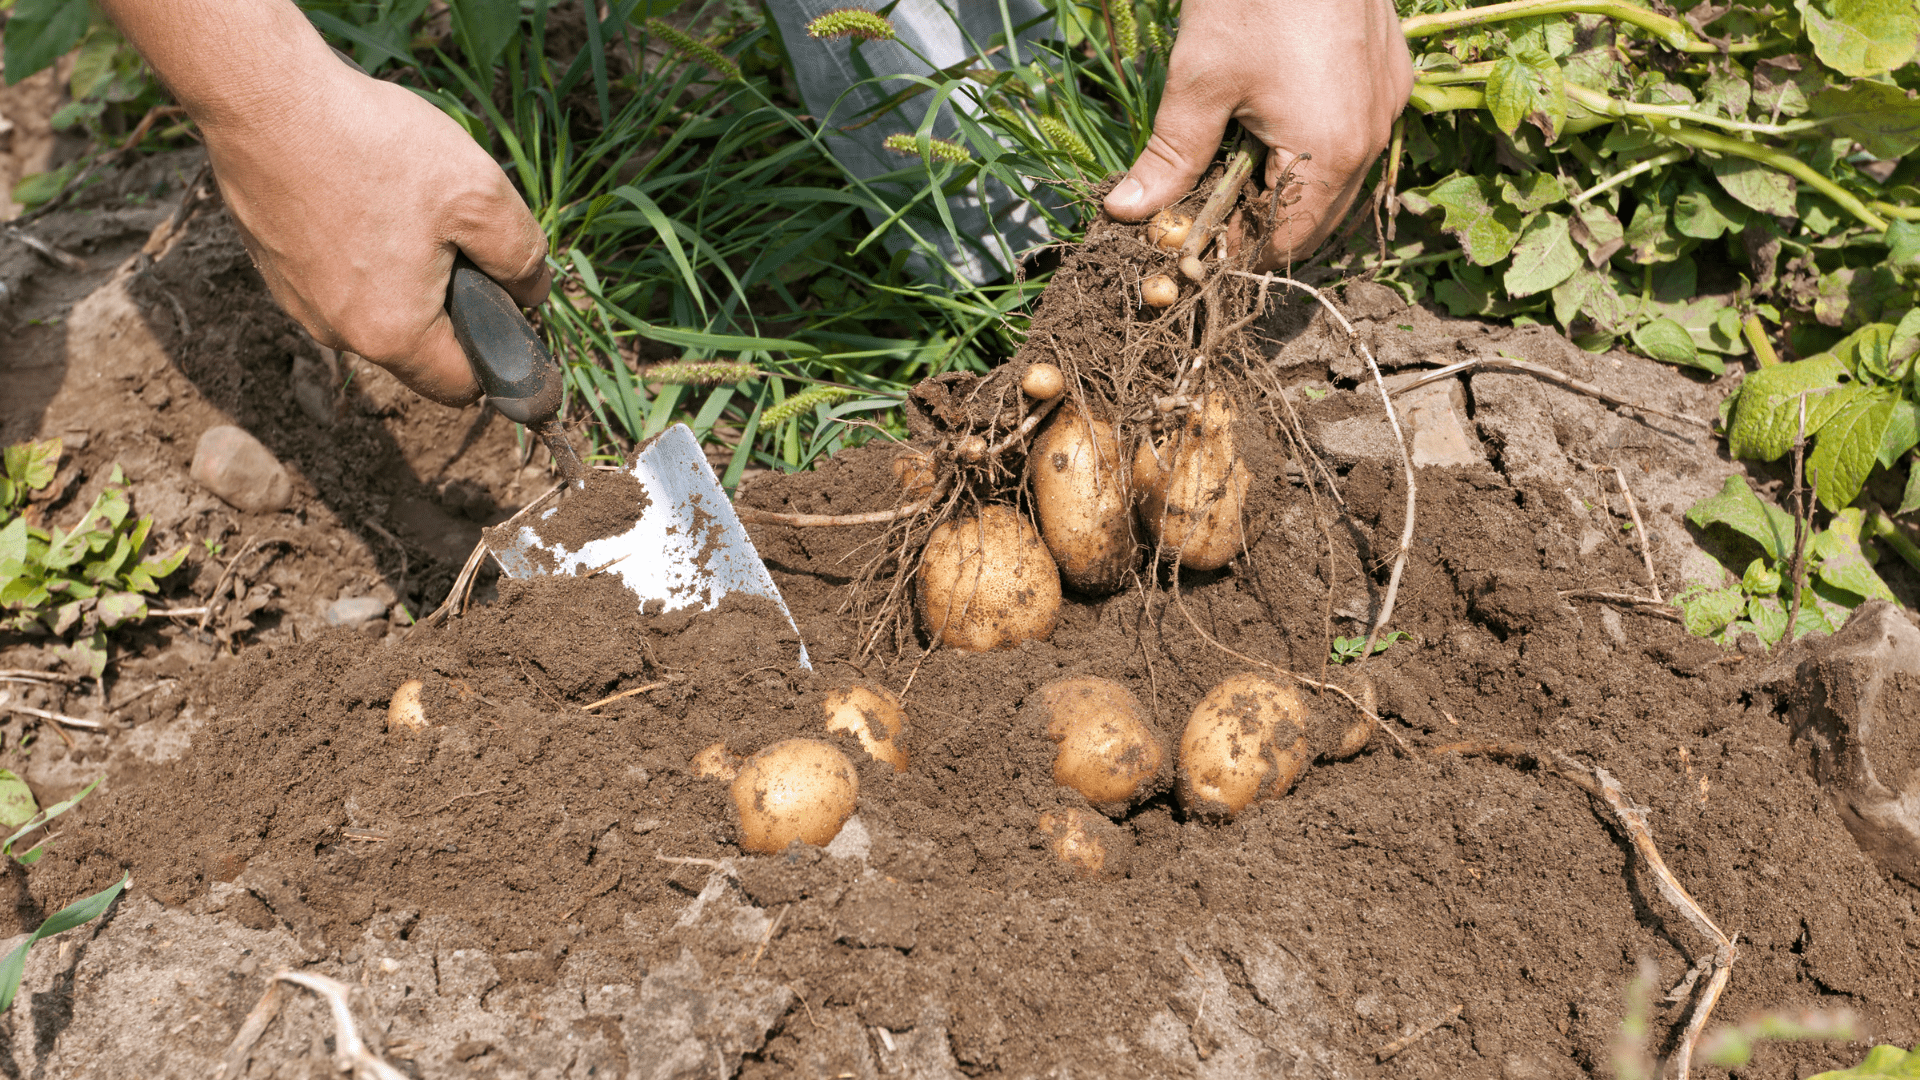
[449,178,553,309]
[1104,90,1232,222]
[394,309,484,407]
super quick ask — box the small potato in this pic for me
[891,449,937,500]
[1031,409,1137,594]
[1141,274,1179,309]
[692,742,741,781]
[1178,255,1207,283]
[1136,391,1250,572]
[1334,718,1373,759]
[1021,363,1065,401]
[731,739,859,854]
[823,684,909,772]
[956,435,989,463]
[1034,677,1166,815]
[1037,808,1121,877]
[1146,209,1193,251]
[388,679,426,732]
[1178,673,1310,820]
[916,505,1062,651]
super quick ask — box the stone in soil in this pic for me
[189,424,292,513]
[323,595,387,628]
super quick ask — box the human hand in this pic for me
[1102,0,1413,270]
[200,64,552,405]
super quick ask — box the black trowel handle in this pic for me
[446,256,565,426]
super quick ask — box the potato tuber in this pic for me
[917,505,1062,650]
[1031,409,1138,594]
[823,684,909,772]
[1177,673,1310,820]
[1135,391,1249,571]
[731,739,859,854]
[1032,676,1166,815]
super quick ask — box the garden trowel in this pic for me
[450,263,810,670]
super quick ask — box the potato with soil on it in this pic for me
[1140,274,1179,309]
[1030,677,1167,815]
[823,683,909,772]
[1031,408,1138,594]
[1178,673,1310,820]
[1021,363,1065,401]
[731,739,859,854]
[892,448,937,499]
[1146,209,1193,251]
[1037,807,1127,877]
[387,679,427,732]
[692,741,742,781]
[916,505,1061,651]
[1135,391,1250,572]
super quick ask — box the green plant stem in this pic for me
[1409,82,1889,231]
[1867,509,1920,575]
[1416,70,1821,138]
[1400,0,1727,53]
[1571,148,1690,206]
[1873,201,1920,222]
[1742,314,1780,367]
[1654,123,1889,231]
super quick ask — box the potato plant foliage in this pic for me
[0,440,185,677]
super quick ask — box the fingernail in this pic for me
[1110,176,1144,209]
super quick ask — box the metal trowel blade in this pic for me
[487,423,810,669]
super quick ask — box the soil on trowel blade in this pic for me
[528,466,650,552]
[35,427,1920,1078]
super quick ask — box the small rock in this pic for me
[325,596,388,628]
[1788,600,1920,885]
[290,354,336,427]
[189,426,292,513]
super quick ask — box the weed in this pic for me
[1330,630,1410,664]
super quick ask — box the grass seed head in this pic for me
[806,8,898,41]
[644,19,741,80]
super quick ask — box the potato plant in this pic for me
[0,440,185,678]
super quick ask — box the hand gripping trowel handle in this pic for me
[445,256,586,483]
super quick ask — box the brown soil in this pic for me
[6,163,1920,1078]
[531,466,650,551]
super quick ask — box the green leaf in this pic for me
[0,777,96,863]
[1402,175,1525,266]
[1679,584,1747,637]
[1878,399,1920,469]
[1795,0,1918,77]
[1623,192,1688,264]
[1808,1045,1920,1080]
[1,0,91,86]
[0,773,37,833]
[1900,460,1920,516]
[1810,508,1898,601]
[1712,155,1797,218]
[1504,212,1581,297]
[1686,475,1797,562]
[1830,322,1902,382]
[1633,317,1722,374]
[1570,202,1624,266]
[1485,49,1567,139]
[1552,266,1636,334]
[1499,172,1566,213]
[93,592,146,629]
[1747,595,1790,645]
[1810,80,1920,159]
[0,873,127,1010]
[1807,385,1896,511]
[1887,227,1920,287]
[1742,558,1783,596]
[1673,180,1749,240]
[1728,354,1851,461]
[448,0,520,70]
[1816,266,1906,330]
[2,438,60,493]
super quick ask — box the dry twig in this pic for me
[1604,466,1662,602]
[418,482,564,630]
[581,680,671,711]
[1551,756,1737,1080]
[272,971,409,1080]
[1392,355,1711,431]
[4,704,104,730]
[1374,1003,1463,1061]
[1558,590,1683,624]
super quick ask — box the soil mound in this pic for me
[32,439,1920,1077]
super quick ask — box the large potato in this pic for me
[1032,409,1138,594]
[916,505,1061,651]
[823,683,909,772]
[1135,392,1249,572]
[1177,673,1310,820]
[1034,677,1166,815]
[731,739,859,854]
